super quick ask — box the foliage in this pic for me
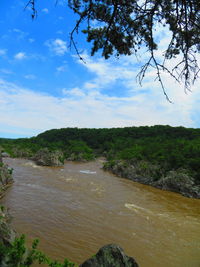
[0,234,77,267]
[66,140,94,161]
[26,0,200,97]
[1,125,200,184]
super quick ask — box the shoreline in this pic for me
[103,159,200,199]
[4,155,200,199]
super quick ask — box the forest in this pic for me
[1,125,200,186]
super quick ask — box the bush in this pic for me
[0,234,77,267]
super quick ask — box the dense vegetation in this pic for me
[1,125,200,186]
[0,233,76,267]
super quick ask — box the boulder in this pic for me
[0,163,13,196]
[0,207,16,267]
[33,148,64,166]
[80,244,139,267]
[0,207,16,246]
[1,152,10,158]
[154,170,200,198]
[104,160,200,199]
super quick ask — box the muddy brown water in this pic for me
[1,158,200,267]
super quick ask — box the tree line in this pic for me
[1,125,200,183]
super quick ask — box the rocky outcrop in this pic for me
[0,156,15,265]
[1,152,10,158]
[33,148,64,166]
[0,206,16,267]
[103,160,160,185]
[0,206,16,246]
[0,160,13,198]
[80,244,139,267]
[104,160,200,199]
[154,170,200,198]
[11,147,32,158]
[67,152,91,162]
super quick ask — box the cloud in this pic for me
[0,69,13,75]
[56,30,63,35]
[28,38,35,43]
[0,76,200,138]
[42,8,49,14]
[12,28,28,40]
[0,49,7,56]
[56,65,67,72]
[62,87,86,97]
[14,52,26,60]
[24,74,36,80]
[56,0,67,7]
[45,39,67,56]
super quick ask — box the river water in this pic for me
[1,158,200,267]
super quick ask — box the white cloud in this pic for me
[0,76,200,138]
[28,38,35,43]
[45,39,67,56]
[12,28,28,40]
[42,8,49,13]
[56,65,67,72]
[14,52,26,60]
[62,87,86,97]
[0,69,12,75]
[24,74,36,79]
[0,49,7,56]
[56,0,67,7]
[56,30,63,35]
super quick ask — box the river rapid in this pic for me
[1,158,200,267]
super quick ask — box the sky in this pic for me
[0,0,200,138]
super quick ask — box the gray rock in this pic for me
[0,207,16,267]
[80,244,139,267]
[33,148,64,166]
[154,170,200,198]
[104,160,200,199]
[0,207,16,245]
[1,152,10,158]
[0,163,13,196]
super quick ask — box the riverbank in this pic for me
[1,125,200,200]
[0,156,16,265]
[103,159,200,199]
[3,148,200,199]
[0,157,13,198]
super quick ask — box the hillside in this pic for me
[1,125,200,198]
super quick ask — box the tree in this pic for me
[26,0,200,100]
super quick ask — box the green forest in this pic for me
[1,125,200,187]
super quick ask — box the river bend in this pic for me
[2,158,200,267]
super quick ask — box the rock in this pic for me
[0,207,16,246]
[80,244,139,267]
[154,170,200,198]
[103,160,156,185]
[0,206,16,267]
[33,148,64,166]
[104,160,200,199]
[1,152,10,158]
[0,162,13,197]
[11,147,32,158]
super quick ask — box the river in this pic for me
[1,158,200,267]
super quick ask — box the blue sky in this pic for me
[0,0,200,138]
